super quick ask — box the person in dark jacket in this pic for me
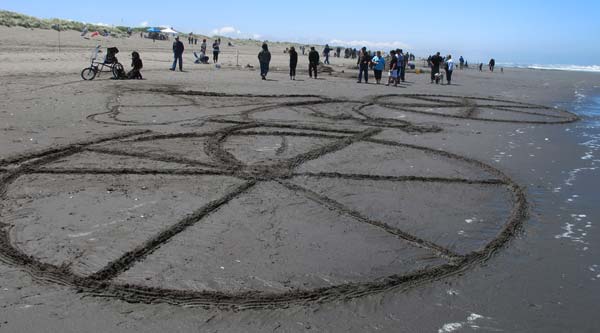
[128,51,143,79]
[397,49,406,82]
[357,47,370,83]
[430,52,443,83]
[212,40,220,63]
[258,43,272,80]
[323,44,331,64]
[170,36,184,71]
[489,58,496,72]
[308,46,319,79]
[289,46,298,80]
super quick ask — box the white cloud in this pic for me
[140,21,149,27]
[329,39,411,51]
[210,26,262,40]
[93,22,112,27]
[212,26,238,36]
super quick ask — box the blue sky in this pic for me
[2,0,599,65]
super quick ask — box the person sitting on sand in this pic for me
[127,51,143,79]
[194,51,209,64]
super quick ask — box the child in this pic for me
[127,51,143,79]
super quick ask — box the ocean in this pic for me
[498,63,600,73]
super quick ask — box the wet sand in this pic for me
[1,27,600,332]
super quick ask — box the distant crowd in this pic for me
[111,31,499,85]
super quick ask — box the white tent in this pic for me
[160,27,178,35]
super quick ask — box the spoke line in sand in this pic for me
[278,180,463,261]
[89,180,257,281]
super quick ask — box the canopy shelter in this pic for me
[146,27,161,33]
[160,27,178,35]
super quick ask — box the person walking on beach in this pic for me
[371,51,385,84]
[445,55,455,85]
[489,58,495,72]
[479,62,483,71]
[170,36,185,71]
[289,46,298,80]
[308,46,320,79]
[357,47,371,83]
[323,44,331,64]
[430,52,443,83]
[459,56,464,70]
[258,43,272,80]
[212,40,220,63]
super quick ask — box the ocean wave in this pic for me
[497,63,600,73]
[527,64,600,73]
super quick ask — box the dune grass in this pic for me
[0,10,129,33]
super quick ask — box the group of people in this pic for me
[356,47,412,85]
[170,37,222,71]
[187,33,198,45]
[257,44,320,80]
[257,43,416,85]
[156,36,497,86]
[428,52,454,85]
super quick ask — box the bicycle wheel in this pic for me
[112,63,124,78]
[81,67,97,80]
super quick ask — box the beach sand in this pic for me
[1,27,600,332]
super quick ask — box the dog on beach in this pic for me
[434,72,444,84]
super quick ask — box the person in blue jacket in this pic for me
[371,51,385,84]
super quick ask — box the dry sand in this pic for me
[1,27,600,332]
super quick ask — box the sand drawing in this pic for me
[0,87,578,308]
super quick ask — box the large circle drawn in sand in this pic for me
[87,88,578,128]
[0,125,526,308]
[372,94,579,124]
